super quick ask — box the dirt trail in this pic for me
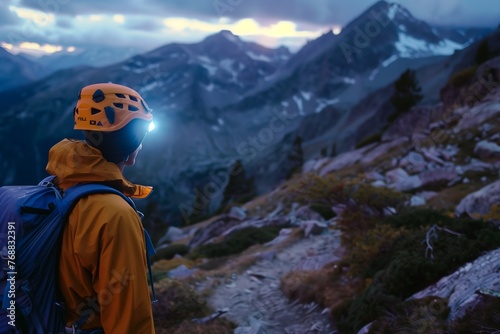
[207,230,342,334]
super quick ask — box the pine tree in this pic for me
[320,147,328,157]
[220,160,256,209]
[475,40,491,65]
[287,136,304,179]
[389,69,423,122]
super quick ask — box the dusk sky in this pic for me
[1,0,498,56]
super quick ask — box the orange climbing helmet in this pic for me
[74,83,153,132]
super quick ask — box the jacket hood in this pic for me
[46,139,152,199]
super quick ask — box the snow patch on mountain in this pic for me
[382,55,398,67]
[246,51,272,62]
[343,77,356,84]
[301,91,312,101]
[293,95,304,115]
[202,64,218,76]
[396,33,472,58]
[315,98,339,113]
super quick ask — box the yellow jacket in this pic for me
[46,139,155,333]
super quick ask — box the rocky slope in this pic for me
[149,52,500,333]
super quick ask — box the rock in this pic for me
[357,323,373,334]
[365,171,384,181]
[474,140,500,159]
[371,180,386,188]
[221,216,291,240]
[168,265,198,279]
[385,167,409,184]
[303,158,329,174]
[319,143,377,176]
[234,326,264,334]
[332,204,346,217]
[225,282,236,288]
[456,100,500,131]
[189,216,240,247]
[463,177,470,184]
[410,195,426,206]
[157,226,186,245]
[391,175,423,192]
[294,206,324,222]
[257,251,276,261]
[401,152,426,172]
[411,249,500,320]
[359,138,409,165]
[456,180,500,216]
[418,191,437,201]
[421,148,446,165]
[191,308,229,324]
[228,206,248,221]
[279,228,294,236]
[440,145,459,161]
[421,168,457,188]
[264,228,294,245]
[300,221,328,237]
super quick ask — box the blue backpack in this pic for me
[0,176,157,334]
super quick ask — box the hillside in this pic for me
[149,53,500,333]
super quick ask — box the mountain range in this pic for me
[0,0,495,224]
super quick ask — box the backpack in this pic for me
[0,176,157,334]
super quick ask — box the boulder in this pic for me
[294,206,324,222]
[319,144,377,176]
[391,175,423,192]
[420,168,457,188]
[474,140,500,159]
[189,216,241,247]
[359,138,409,165]
[168,265,198,279]
[157,226,185,245]
[455,180,500,216]
[228,206,248,221]
[410,195,426,206]
[371,180,386,188]
[264,228,294,246]
[385,168,409,184]
[300,221,328,237]
[411,249,500,320]
[364,171,384,181]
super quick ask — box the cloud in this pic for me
[0,3,23,27]
[3,0,498,57]
[56,16,73,29]
[124,17,165,32]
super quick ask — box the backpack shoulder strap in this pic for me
[56,182,158,309]
[59,183,136,216]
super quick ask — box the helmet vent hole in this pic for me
[92,89,105,103]
[129,96,138,102]
[128,105,139,112]
[104,106,115,124]
[115,93,126,98]
[141,99,151,113]
[91,108,101,115]
[113,103,124,109]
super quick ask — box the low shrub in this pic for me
[355,132,382,149]
[153,279,235,332]
[153,279,209,329]
[153,244,191,262]
[191,226,282,259]
[335,214,500,333]
[369,297,449,334]
[448,66,478,88]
